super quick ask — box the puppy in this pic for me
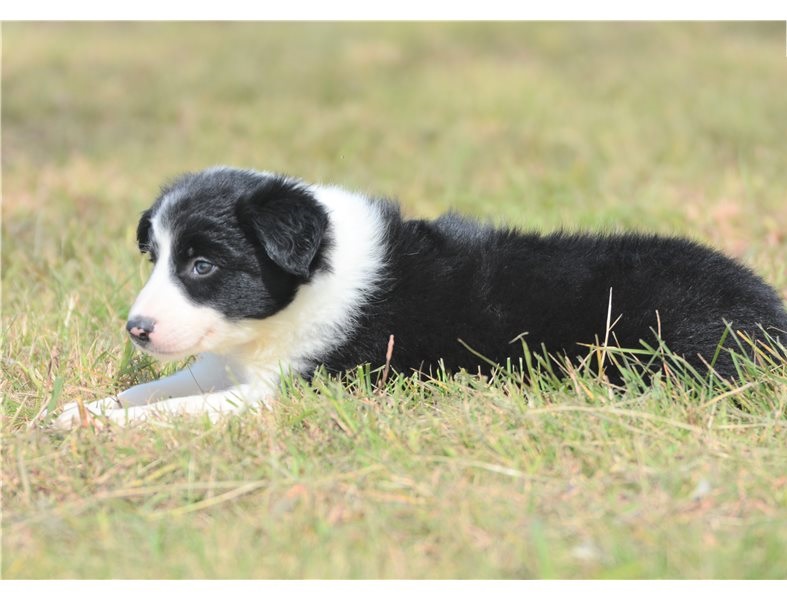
[55,166,787,427]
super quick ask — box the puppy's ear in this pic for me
[136,209,153,253]
[238,177,329,279]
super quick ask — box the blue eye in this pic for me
[192,259,216,276]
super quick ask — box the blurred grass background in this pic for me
[2,22,786,578]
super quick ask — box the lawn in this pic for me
[2,22,786,579]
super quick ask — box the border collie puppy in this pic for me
[55,167,787,427]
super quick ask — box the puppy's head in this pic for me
[127,167,329,360]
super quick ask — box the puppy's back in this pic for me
[328,207,786,379]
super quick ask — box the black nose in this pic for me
[126,316,156,343]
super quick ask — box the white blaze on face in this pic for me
[127,215,232,360]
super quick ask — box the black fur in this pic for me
[318,206,787,381]
[136,208,153,255]
[236,177,330,280]
[141,168,787,382]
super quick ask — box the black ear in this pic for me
[136,208,153,253]
[238,177,329,279]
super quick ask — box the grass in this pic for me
[2,22,787,579]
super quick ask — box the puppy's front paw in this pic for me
[52,396,121,430]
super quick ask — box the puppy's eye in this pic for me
[192,259,216,277]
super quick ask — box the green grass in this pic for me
[2,22,787,579]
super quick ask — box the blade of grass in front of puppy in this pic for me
[316,379,358,436]
[76,397,89,428]
[48,375,64,415]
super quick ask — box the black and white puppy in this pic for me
[55,166,787,427]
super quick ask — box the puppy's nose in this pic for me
[126,316,156,343]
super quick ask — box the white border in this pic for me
[0,581,786,597]
[1,1,787,20]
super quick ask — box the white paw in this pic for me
[101,402,234,427]
[52,396,121,430]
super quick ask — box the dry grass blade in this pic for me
[377,334,395,391]
[147,480,268,519]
